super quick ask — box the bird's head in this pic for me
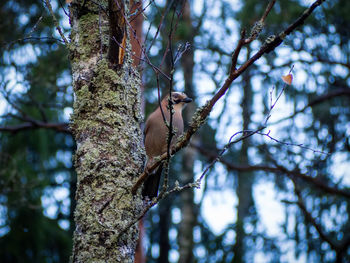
[162,92,192,110]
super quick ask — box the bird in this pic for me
[142,92,192,198]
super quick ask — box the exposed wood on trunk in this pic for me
[108,0,126,65]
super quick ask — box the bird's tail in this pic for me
[142,163,163,198]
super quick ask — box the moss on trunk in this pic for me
[69,1,144,262]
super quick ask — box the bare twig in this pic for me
[291,178,337,250]
[2,37,64,50]
[193,128,265,184]
[129,0,153,23]
[126,128,265,236]
[270,88,350,125]
[271,159,350,199]
[1,14,65,48]
[132,0,326,194]
[112,35,170,79]
[0,121,69,134]
[174,42,191,65]
[58,0,69,17]
[230,29,246,73]
[146,0,175,54]
[44,0,69,45]
[257,130,330,155]
[264,65,294,125]
[261,0,277,22]
[162,0,187,193]
[193,143,350,198]
[230,0,277,74]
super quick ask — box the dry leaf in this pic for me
[282,74,293,85]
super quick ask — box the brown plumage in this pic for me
[142,92,192,198]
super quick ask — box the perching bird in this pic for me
[142,92,192,198]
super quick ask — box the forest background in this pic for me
[0,0,350,262]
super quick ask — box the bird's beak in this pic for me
[182,97,193,103]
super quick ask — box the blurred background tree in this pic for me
[0,0,73,262]
[1,0,349,263]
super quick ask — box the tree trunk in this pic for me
[130,0,143,68]
[158,198,172,263]
[232,49,255,263]
[129,2,145,263]
[69,1,144,262]
[178,2,197,263]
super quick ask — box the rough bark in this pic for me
[178,2,197,263]
[69,1,144,262]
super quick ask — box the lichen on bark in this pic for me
[69,1,144,262]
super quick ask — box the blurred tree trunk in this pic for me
[156,1,174,260]
[178,2,197,263]
[156,45,171,263]
[158,199,172,263]
[135,220,145,263]
[232,49,255,263]
[69,1,144,262]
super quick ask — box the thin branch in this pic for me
[192,143,350,199]
[0,122,70,134]
[1,14,65,49]
[132,128,264,194]
[305,56,350,70]
[132,0,326,194]
[291,178,337,250]
[194,128,265,183]
[264,65,294,126]
[146,0,175,54]
[129,0,153,23]
[231,0,277,73]
[58,0,69,17]
[0,89,32,120]
[166,6,177,162]
[3,37,65,49]
[230,29,246,73]
[261,0,277,22]
[270,88,350,125]
[44,0,69,45]
[257,130,330,155]
[272,160,350,199]
[193,0,207,36]
[112,35,170,80]
[120,129,262,238]
[162,0,187,194]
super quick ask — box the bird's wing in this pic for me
[143,112,153,141]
